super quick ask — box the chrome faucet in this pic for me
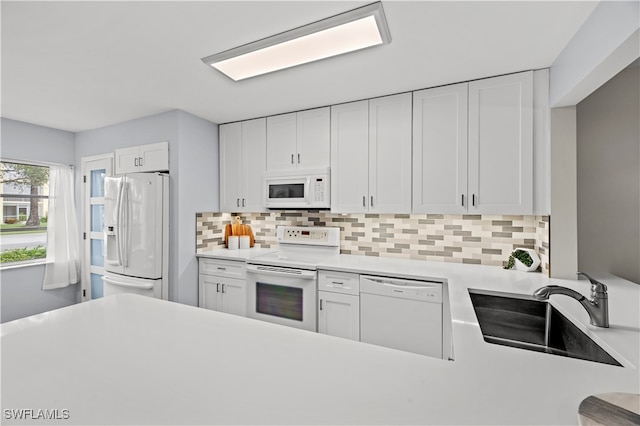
[533,272,609,328]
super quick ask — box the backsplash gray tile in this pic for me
[196,211,551,275]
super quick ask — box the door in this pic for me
[318,291,360,341]
[468,71,533,214]
[413,83,468,214]
[200,274,223,311]
[246,264,317,331]
[297,107,330,169]
[220,277,246,316]
[139,141,168,172]
[240,118,267,212]
[123,173,164,279]
[330,100,369,213]
[360,292,443,358]
[114,146,139,174]
[369,93,412,213]
[266,113,297,171]
[81,155,113,301]
[219,122,242,211]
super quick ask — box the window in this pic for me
[0,161,50,264]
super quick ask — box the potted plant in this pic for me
[504,248,541,272]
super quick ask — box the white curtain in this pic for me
[43,165,80,290]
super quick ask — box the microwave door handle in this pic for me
[305,177,310,203]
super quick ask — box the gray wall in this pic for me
[577,66,640,284]
[75,109,218,305]
[175,111,219,305]
[550,107,578,279]
[1,118,78,323]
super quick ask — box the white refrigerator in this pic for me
[103,172,169,299]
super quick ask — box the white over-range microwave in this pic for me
[264,168,330,209]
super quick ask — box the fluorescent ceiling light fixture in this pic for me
[202,2,391,81]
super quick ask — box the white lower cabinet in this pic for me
[318,291,360,341]
[318,271,360,341]
[199,259,246,316]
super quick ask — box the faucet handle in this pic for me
[577,272,608,294]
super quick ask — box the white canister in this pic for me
[228,236,239,250]
[239,235,250,249]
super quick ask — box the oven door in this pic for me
[264,177,309,208]
[246,264,317,331]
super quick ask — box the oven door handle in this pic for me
[246,264,316,280]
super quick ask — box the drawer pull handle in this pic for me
[331,281,344,286]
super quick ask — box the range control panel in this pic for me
[277,226,340,247]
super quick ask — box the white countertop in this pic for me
[2,256,639,425]
[196,247,275,261]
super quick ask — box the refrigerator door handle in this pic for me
[122,182,130,268]
[115,180,125,266]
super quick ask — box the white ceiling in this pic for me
[1,1,598,133]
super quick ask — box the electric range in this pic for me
[245,225,341,331]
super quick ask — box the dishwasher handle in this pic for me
[360,276,443,302]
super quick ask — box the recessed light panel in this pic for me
[202,2,391,81]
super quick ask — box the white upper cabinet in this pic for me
[266,107,330,171]
[330,100,370,213]
[219,122,242,212]
[413,83,468,214]
[331,94,412,214]
[412,71,535,215]
[297,108,331,170]
[468,71,533,214]
[368,93,412,213]
[266,113,297,171]
[115,141,168,174]
[219,118,267,212]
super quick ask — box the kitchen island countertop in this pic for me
[2,255,639,425]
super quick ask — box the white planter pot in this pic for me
[513,248,541,272]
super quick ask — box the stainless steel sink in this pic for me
[468,289,622,366]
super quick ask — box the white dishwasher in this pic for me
[360,275,443,358]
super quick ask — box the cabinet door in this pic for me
[266,113,297,171]
[241,118,267,211]
[468,71,533,214]
[369,93,412,213]
[139,141,169,172]
[199,274,222,311]
[296,107,330,169]
[318,291,360,341]
[115,146,140,174]
[221,277,246,317]
[219,123,242,212]
[413,84,468,214]
[330,101,370,213]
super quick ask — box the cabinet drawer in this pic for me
[199,258,246,279]
[318,270,359,295]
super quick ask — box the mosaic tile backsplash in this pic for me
[196,211,550,274]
